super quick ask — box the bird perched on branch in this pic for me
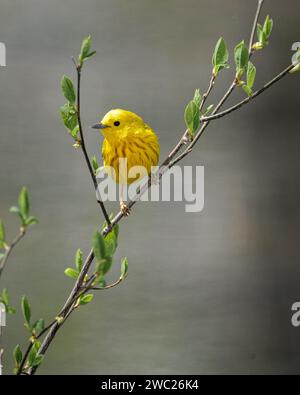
[92,109,160,215]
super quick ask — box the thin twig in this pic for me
[16,340,32,375]
[249,0,265,55]
[201,64,294,123]
[74,62,111,226]
[199,74,216,113]
[168,0,265,166]
[90,276,126,290]
[159,74,217,170]
[20,274,97,375]
[169,80,237,168]
[0,228,26,280]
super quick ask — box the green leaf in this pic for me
[21,295,31,326]
[246,61,256,90]
[28,345,37,367]
[84,50,96,59]
[60,103,78,133]
[120,257,129,279]
[27,340,42,367]
[7,306,16,314]
[31,355,43,367]
[93,232,106,262]
[61,75,76,104]
[0,288,9,312]
[193,89,201,108]
[0,253,4,260]
[75,249,83,272]
[212,37,229,75]
[242,85,252,97]
[25,216,38,227]
[33,340,41,353]
[263,15,273,39]
[104,224,119,257]
[202,104,214,117]
[79,35,91,63]
[96,256,113,276]
[32,318,45,334]
[91,156,99,173]
[79,294,94,305]
[184,100,200,136]
[257,23,267,45]
[70,125,79,138]
[0,219,5,248]
[234,41,249,78]
[13,345,23,367]
[1,288,9,306]
[19,187,29,220]
[64,268,79,280]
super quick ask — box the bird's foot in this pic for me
[120,201,131,217]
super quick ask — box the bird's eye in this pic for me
[114,121,120,127]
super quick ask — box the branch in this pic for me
[160,72,217,169]
[201,64,294,123]
[249,0,265,55]
[18,272,97,375]
[73,60,111,226]
[199,74,216,113]
[0,228,26,280]
[89,276,126,291]
[168,0,265,166]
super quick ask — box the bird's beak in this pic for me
[91,123,109,130]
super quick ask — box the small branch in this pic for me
[90,276,126,291]
[199,74,216,113]
[18,274,97,376]
[249,0,265,55]
[16,340,32,375]
[161,130,189,167]
[201,64,294,123]
[193,81,236,145]
[169,80,237,167]
[27,273,97,375]
[160,74,216,168]
[74,62,111,226]
[0,228,26,280]
[168,0,265,167]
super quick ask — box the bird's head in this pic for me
[92,109,144,141]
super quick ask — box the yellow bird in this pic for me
[92,109,160,215]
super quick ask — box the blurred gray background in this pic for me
[0,0,300,375]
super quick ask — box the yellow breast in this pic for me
[102,126,160,184]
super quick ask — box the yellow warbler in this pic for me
[92,109,160,214]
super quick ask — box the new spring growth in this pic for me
[184,37,229,138]
[253,14,273,51]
